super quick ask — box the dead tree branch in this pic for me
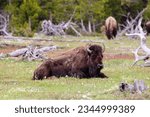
[0,45,57,61]
[119,8,147,36]
[41,20,81,36]
[41,8,81,36]
[0,14,11,36]
[126,17,150,67]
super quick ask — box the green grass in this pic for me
[0,36,150,99]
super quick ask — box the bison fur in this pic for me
[145,21,150,35]
[105,16,117,40]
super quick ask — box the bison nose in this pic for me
[97,64,103,68]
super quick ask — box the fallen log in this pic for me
[38,46,57,53]
[0,45,57,61]
[119,80,148,94]
[8,48,28,57]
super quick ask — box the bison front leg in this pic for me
[89,67,108,78]
[91,72,108,78]
[70,71,87,78]
[99,72,108,78]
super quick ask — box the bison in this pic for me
[105,16,117,40]
[32,44,108,80]
[145,21,150,35]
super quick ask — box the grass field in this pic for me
[0,35,150,99]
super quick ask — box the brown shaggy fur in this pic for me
[32,44,108,80]
[105,16,117,40]
[145,21,150,35]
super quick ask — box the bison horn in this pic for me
[87,47,92,53]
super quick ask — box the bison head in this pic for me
[87,44,106,77]
[87,44,104,66]
[32,59,52,80]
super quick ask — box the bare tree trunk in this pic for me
[80,19,87,33]
[0,14,11,36]
[70,25,82,36]
[88,20,92,33]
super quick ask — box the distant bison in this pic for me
[105,16,117,40]
[32,44,108,80]
[145,21,150,35]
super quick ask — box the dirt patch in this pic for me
[104,53,133,60]
[47,50,133,60]
[0,46,20,54]
[0,44,25,54]
[46,49,70,58]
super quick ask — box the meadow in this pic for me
[0,35,150,99]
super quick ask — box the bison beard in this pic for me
[32,44,108,80]
[105,16,117,40]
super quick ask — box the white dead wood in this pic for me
[41,19,82,36]
[41,8,82,36]
[0,14,11,36]
[126,17,150,67]
[133,80,148,94]
[8,48,28,57]
[21,46,46,61]
[88,20,92,33]
[80,19,97,34]
[80,19,87,33]
[22,45,57,61]
[119,8,147,37]
[37,46,57,53]
[0,45,57,61]
[41,20,78,36]
[119,80,148,94]
[70,25,82,36]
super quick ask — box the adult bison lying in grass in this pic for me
[32,44,108,80]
